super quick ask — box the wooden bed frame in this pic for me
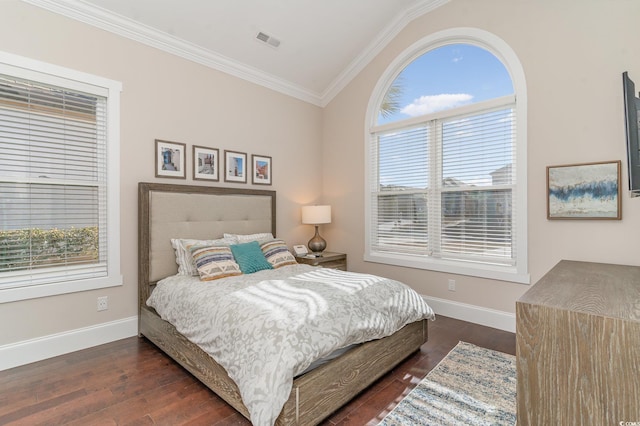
[138,182,428,425]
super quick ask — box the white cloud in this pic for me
[401,93,474,116]
[451,48,463,63]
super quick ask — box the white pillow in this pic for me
[171,237,233,275]
[223,232,274,244]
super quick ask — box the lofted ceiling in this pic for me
[23,0,448,106]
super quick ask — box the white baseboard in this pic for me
[0,298,513,371]
[0,316,138,371]
[423,295,515,333]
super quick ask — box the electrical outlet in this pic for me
[97,296,108,311]
[447,279,456,291]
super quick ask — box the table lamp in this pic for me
[301,205,331,256]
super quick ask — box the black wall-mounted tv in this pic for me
[623,71,640,197]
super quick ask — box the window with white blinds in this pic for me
[0,52,122,302]
[371,97,515,261]
[365,34,528,283]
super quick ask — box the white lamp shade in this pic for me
[301,205,331,225]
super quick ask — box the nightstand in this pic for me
[295,252,347,270]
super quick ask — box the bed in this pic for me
[138,182,433,425]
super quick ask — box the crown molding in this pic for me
[21,0,448,107]
[21,0,323,105]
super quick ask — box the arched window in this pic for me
[365,29,528,283]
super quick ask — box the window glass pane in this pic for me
[441,189,512,261]
[0,183,100,273]
[375,192,429,254]
[378,126,429,190]
[373,126,430,254]
[378,44,513,125]
[442,108,515,186]
[0,75,100,182]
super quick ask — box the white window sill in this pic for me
[364,252,530,284]
[0,276,123,303]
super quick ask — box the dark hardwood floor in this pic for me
[0,316,515,425]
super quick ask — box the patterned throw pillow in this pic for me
[189,244,242,281]
[171,237,233,276]
[229,241,273,274]
[261,239,297,269]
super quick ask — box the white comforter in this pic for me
[147,264,435,426]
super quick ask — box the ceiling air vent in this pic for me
[256,31,281,48]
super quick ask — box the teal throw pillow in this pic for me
[230,241,273,274]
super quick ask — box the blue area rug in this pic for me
[379,341,516,425]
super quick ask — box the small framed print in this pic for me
[224,150,247,183]
[193,145,219,181]
[155,139,186,179]
[252,154,272,185]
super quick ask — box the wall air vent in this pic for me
[256,31,281,48]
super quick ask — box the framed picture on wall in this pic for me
[193,145,219,181]
[155,139,186,179]
[547,160,621,220]
[224,150,247,183]
[252,154,272,185]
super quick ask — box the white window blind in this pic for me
[0,73,108,289]
[438,105,516,265]
[373,125,430,256]
[369,97,516,268]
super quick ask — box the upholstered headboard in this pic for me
[138,182,276,305]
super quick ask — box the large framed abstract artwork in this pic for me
[547,160,621,220]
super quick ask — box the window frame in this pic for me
[364,28,529,284]
[0,51,122,303]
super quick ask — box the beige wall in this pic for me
[0,1,323,346]
[322,0,640,314]
[2,0,640,350]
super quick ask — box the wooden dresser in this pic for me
[516,260,640,425]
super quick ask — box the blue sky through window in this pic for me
[378,44,513,125]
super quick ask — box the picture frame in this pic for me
[547,160,621,220]
[252,154,272,185]
[193,145,219,181]
[224,150,247,183]
[155,139,186,179]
